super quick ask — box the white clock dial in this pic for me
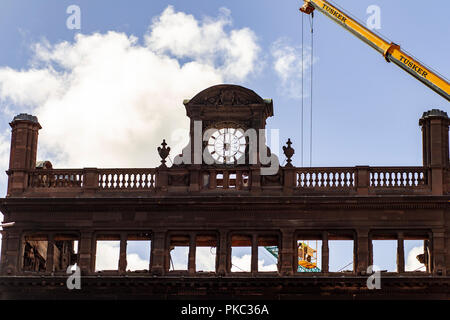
[207,128,246,164]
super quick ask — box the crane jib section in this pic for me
[399,55,428,78]
[302,0,450,101]
[322,3,347,24]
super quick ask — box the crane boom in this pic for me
[300,0,450,101]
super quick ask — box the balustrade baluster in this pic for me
[328,172,333,187]
[314,172,319,187]
[147,173,153,189]
[137,174,142,188]
[323,172,328,187]
[143,173,147,188]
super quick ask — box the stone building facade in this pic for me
[0,84,449,299]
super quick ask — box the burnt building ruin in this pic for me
[0,84,449,299]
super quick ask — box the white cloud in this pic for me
[94,241,149,271]
[145,6,260,81]
[0,130,9,176]
[0,131,10,253]
[0,6,261,171]
[271,38,317,99]
[196,247,216,272]
[95,241,120,271]
[231,254,277,272]
[126,253,149,271]
[0,67,63,110]
[258,259,278,272]
[0,6,261,263]
[405,245,426,271]
[170,246,189,270]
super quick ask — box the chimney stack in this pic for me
[419,109,449,168]
[419,109,449,195]
[7,113,41,195]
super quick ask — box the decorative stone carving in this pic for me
[188,84,265,106]
[157,139,170,168]
[283,139,295,167]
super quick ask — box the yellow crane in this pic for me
[300,0,450,101]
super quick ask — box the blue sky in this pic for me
[0,0,448,171]
[0,0,447,273]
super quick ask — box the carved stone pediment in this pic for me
[183,84,273,127]
[186,84,265,107]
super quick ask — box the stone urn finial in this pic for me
[283,138,295,167]
[157,139,170,167]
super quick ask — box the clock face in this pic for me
[207,128,246,164]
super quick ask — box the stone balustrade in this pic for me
[14,165,439,197]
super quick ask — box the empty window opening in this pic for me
[52,234,79,272]
[203,173,210,188]
[242,172,249,187]
[22,235,48,272]
[372,239,397,272]
[405,238,430,272]
[169,235,189,271]
[216,172,224,188]
[328,237,354,272]
[258,236,279,272]
[126,233,151,272]
[231,235,251,272]
[229,172,237,189]
[95,236,120,271]
[195,235,217,272]
[296,236,321,272]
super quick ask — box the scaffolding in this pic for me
[265,241,321,272]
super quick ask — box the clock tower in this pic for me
[174,84,276,168]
